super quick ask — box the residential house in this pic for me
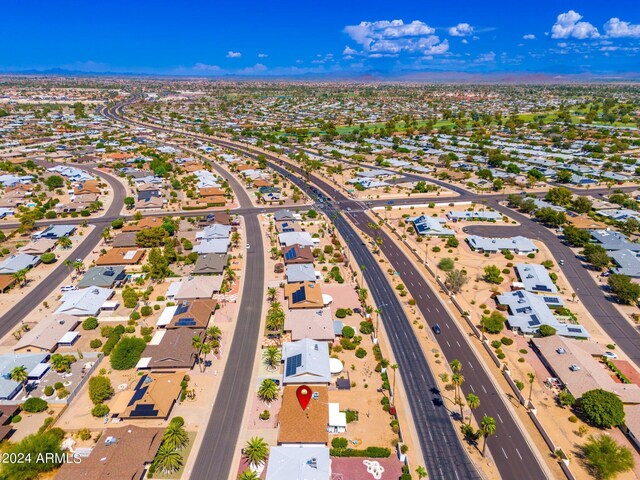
[284,308,335,342]
[18,239,56,255]
[0,353,49,400]
[279,232,316,248]
[111,372,183,419]
[55,287,115,316]
[407,215,455,236]
[282,244,315,265]
[277,385,329,445]
[193,253,227,275]
[514,263,558,293]
[467,235,537,254]
[282,339,331,385]
[284,281,325,309]
[77,266,127,289]
[609,249,640,278]
[137,328,203,370]
[33,225,75,240]
[0,253,40,274]
[122,217,164,232]
[112,232,139,248]
[96,248,145,266]
[447,210,503,222]
[55,426,164,480]
[286,264,318,283]
[591,229,640,252]
[13,314,79,353]
[265,446,331,480]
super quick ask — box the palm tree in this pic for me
[243,437,269,469]
[192,336,202,368]
[449,359,462,374]
[72,260,84,273]
[12,269,27,288]
[206,325,221,341]
[10,366,28,398]
[63,259,73,273]
[481,415,497,457]
[162,423,189,450]
[263,346,281,371]
[154,442,184,474]
[390,364,399,403]
[50,354,71,373]
[267,287,277,302]
[239,469,260,480]
[466,393,480,426]
[452,373,465,405]
[257,379,279,403]
[527,372,535,403]
[415,466,428,479]
[199,343,211,373]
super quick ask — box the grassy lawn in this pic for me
[154,431,197,480]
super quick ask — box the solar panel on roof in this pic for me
[529,315,541,326]
[285,354,302,377]
[104,270,114,277]
[128,385,149,406]
[567,327,583,333]
[175,303,190,315]
[292,288,306,304]
[176,318,196,327]
[285,248,297,261]
[544,297,560,304]
[129,404,159,417]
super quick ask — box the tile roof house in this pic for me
[173,276,223,299]
[137,328,203,370]
[112,232,139,248]
[265,446,331,480]
[193,253,228,275]
[467,235,537,254]
[274,209,299,222]
[282,244,315,265]
[122,217,164,232]
[278,385,329,445]
[514,263,558,293]
[55,287,114,317]
[55,426,164,480]
[95,248,145,266]
[284,308,335,341]
[282,339,331,384]
[77,266,127,289]
[284,281,324,309]
[18,239,57,255]
[0,253,40,274]
[112,372,183,419]
[165,299,216,329]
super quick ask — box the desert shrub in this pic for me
[82,317,99,330]
[22,398,48,413]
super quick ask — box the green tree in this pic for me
[538,324,557,337]
[10,365,28,397]
[257,378,279,403]
[88,375,114,405]
[0,430,64,480]
[110,337,147,370]
[44,175,64,191]
[239,470,260,480]
[466,393,480,426]
[57,236,73,249]
[243,436,269,468]
[146,247,171,279]
[558,389,576,407]
[415,466,428,479]
[622,217,640,236]
[438,258,455,272]
[580,389,625,428]
[582,244,610,270]
[124,196,135,208]
[572,196,593,214]
[545,187,573,206]
[262,346,281,371]
[162,422,189,450]
[582,434,635,480]
[136,227,168,247]
[153,442,184,474]
[484,265,503,284]
[608,274,640,304]
[563,225,591,247]
[481,311,506,334]
[480,415,497,457]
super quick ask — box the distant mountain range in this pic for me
[1,67,639,83]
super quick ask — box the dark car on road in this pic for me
[432,324,442,334]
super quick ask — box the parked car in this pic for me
[60,285,77,292]
[432,324,442,334]
[246,243,250,249]
[353,308,362,315]
[570,364,581,371]
[602,351,618,360]
[559,259,565,266]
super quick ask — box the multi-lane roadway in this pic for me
[108,102,556,479]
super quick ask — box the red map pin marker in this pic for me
[296,385,312,410]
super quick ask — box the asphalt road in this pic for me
[0,162,126,338]
[103,103,267,480]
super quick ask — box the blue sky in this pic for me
[2,0,639,76]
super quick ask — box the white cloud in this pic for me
[461,39,468,44]
[551,10,599,39]
[257,53,268,58]
[448,23,474,37]
[604,18,640,38]
[476,51,496,62]
[343,19,448,56]
[226,51,242,58]
[238,63,267,74]
[193,63,221,71]
[522,34,536,40]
